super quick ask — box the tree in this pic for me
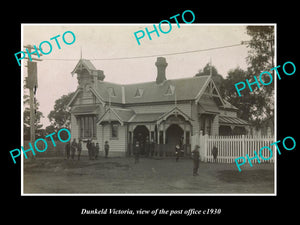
[220,26,275,127]
[246,26,274,77]
[195,63,225,97]
[48,92,75,133]
[222,67,270,124]
[245,26,275,121]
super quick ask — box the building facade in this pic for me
[67,57,249,156]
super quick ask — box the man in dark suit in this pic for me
[192,145,200,176]
[86,139,92,160]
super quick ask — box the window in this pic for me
[200,115,211,135]
[78,115,96,138]
[111,123,119,139]
[165,85,175,95]
[134,88,144,97]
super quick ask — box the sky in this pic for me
[22,24,252,128]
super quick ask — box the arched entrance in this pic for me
[166,124,184,155]
[133,125,150,155]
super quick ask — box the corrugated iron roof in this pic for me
[111,108,135,122]
[129,113,164,123]
[219,116,249,125]
[95,76,210,104]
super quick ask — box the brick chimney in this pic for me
[155,57,168,84]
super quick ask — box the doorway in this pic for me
[166,124,184,154]
[133,125,150,155]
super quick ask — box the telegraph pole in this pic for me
[24,45,42,157]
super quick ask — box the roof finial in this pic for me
[80,47,82,59]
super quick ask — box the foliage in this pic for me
[195,63,225,97]
[195,25,275,128]
[48,92,75,129]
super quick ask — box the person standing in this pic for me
[91,141,95,160]
[192,145,200,176]
[212,145,218,163]
[65,141,70,160]
[145,136,150,157]
[77,139,82,160]
[95,142,100,160]
[104,141,110,158]
[87,139,92,160]
[150,138,155,157]
[175,144,180,162]
[134,141,140,164]
[71,138,77,160]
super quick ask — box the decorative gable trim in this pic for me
[89,86,106,106]
[195,77,225,107]
[97,108,124,126]
[67,86,106,108]
[66,89,81,107]
[157,106,193,124]
[71,59,96,76]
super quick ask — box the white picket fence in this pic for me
[191,134,275,163]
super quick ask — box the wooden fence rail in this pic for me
[191,134,275,163]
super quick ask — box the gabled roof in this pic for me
[71,59,97,76]
[92,76,210,105]
[97,107,135,125]
[157,106,193,124]
[68,59,227,109]
[220,99,238,111]
[67,86,106,107]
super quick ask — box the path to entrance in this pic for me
[23,157,274,194]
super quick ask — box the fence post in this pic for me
[242,135,245,157]
[204,134,208,162]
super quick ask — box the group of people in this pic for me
[65,138,82,160]
[86,139,100,160]
[65,139,110,160]
[64,137,217,176]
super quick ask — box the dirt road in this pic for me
[23,156,274,194]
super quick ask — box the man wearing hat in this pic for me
[192,145,200,176]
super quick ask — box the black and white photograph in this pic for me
[21,24,275,195]
[4,4,298,221]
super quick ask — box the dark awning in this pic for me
[71,105,99,115]
[198,101,220,114]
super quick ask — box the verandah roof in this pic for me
[219,116,249,126]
